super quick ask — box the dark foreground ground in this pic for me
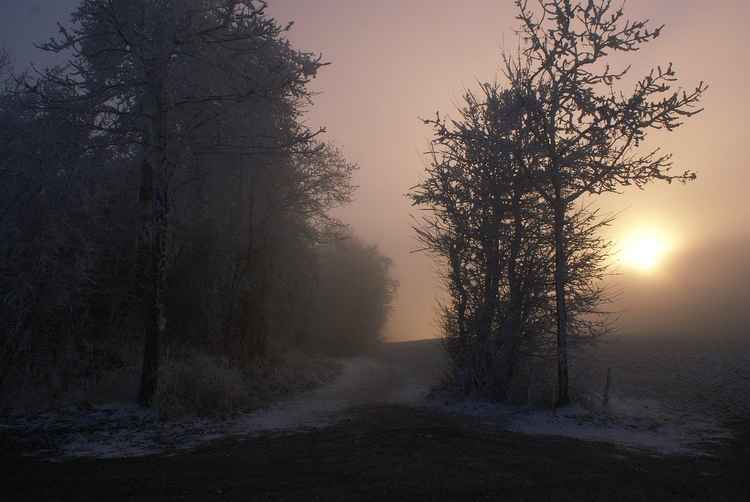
[3,405,749,502]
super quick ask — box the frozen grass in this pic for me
[2,350,345,459]
[154,350,344,419]
[571,334,750,422]
[155,354,254,419]
[429,334,750,457]
[2,347,441,460]
[3,337,747,460]
[428,396,733,456]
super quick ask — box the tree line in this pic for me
[409,0,705,405]
[0,0,396,410]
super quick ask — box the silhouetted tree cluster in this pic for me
[0,0,395,409]
[410,81,612,400]
[411,0,705,404]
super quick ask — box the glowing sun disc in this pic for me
[622,233,670,272]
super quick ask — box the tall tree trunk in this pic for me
[479,233,500,392]
[236,174,268,363]
[137,277,160,406]
[448,241,471,394]
[501,193,524,400]
[137,160,168,406]
[481,244,500,343]
[137,155,158,406]
[137,92,168,406]
[552,183,570,407]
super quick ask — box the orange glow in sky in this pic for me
[621,230,672,273]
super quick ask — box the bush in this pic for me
[154,350,343,419]
[155,353,252,419]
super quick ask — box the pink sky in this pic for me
[265,1,750,340]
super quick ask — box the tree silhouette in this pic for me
[36,0,325,405]
[512,0,706,405]
[410,80,611,399]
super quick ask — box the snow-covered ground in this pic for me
[429,397,733,457]
[3,336,747,460]
[3,348,443,460]
[433,334,750,457]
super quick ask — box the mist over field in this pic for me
[610,235,750,338]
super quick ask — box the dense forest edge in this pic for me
[0,1,397,417]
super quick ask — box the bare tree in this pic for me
[410,79,611,400]
[512,0,706,405]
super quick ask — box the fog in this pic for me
[266,0,750,341]
[2,1,747,342]
[612,235,750,337]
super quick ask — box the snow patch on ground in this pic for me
[3,340,737,460]
[2,354,438,460]
[428,396,733,456]
[3,396,345,460]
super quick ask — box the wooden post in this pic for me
[602,368,612,407]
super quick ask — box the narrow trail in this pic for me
[218,340,449,434]
[2,341,449,459]
[4,338,737,459]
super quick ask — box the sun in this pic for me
[621,231,670,272]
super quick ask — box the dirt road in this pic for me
[3,340,749,501]
[4,405,748,501]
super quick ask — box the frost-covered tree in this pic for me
[512,0,706,405]
[410,80,611,400]
[35,0,326,405]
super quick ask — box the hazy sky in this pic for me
[2,1,748,340]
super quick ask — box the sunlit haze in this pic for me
[268,0,750,340]
[620,228,673,273]
[2,0,748,342]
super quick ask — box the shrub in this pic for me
[155,353,255,419]
[154,350,343,419]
